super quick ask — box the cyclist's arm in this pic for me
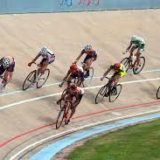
[126,41,132,51]
[101,67,112,80]
[2,71,13,85]
[74,50,84,63]
[28,53,41,66]
[31,53,41,63]
[62,70,71,81]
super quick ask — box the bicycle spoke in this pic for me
[109,84,122,102]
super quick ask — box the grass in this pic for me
[68,119,160,160]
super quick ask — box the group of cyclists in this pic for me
[0,35,145,123]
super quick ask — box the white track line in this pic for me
[0,68,160,97]
[0,77,160,111]
[9,108,160,160]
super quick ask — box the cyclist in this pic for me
[125,35,145,69]
[57,83,84,124]
[59,63,84,87]
[28,47,55,76]
[74,44,97,77]
[100,63,126,95]
[0,56,15,90]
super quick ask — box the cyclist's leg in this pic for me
[66,95,81,123]
[83,57,94,77]
[134,44,144,68]
[112,74,120,86]
[2,71,13,87]
[38,58,48,75]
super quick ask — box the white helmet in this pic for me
[2,57,10,68]
[84,44,92,52]
[40,47,48,56]
[131,35,137,41]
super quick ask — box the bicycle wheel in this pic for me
[121,57,130,72]
[37,69,50,88]
[109,84,122,102]
[83,67,94,87]
[95,85,109,104]
[56,107,65,129]
[60,89,68,109]
[22,70,36,91]
[156,86,160,99]
[133,56,145,74]
[64,101,72,125]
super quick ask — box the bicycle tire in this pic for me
[37,69,50,88]
[109,84,122,102]
[56,107,65,129]
[60,89,68,109]
[64,101,72,125]
[22,70,36,91]
[120,57,130,72]
[156,86,160,99]
[95,85,109,104]
[83,67,94,87]
[133,56,145,74]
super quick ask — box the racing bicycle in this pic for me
[156,86,160,99]
[95,74,122,104]
[22,63,50,90]
[56,90,73,129]
[121,52,145,74]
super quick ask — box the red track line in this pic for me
[0,99,160,148]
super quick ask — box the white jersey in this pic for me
[39,47,55,63]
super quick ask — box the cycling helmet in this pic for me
[70,83,77,90]
[2,57,10,69]
[40,47,48,56]
[70,64,78,71]
[113,63,120,70]
[131,35,137,41]
[84,44,92,52]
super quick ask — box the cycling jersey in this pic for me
[70,66,84,81]
[0,57,15,75]
[39,48,55,64]
[70,87,84,97]
[111,64,126,77]
[81,49,97,63]
[131,36,145,53]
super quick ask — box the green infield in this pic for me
[68,119,160,160]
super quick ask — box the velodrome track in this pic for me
[0,9,160,159]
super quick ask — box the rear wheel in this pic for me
[121,57,130,72]
[22,70,36,91]
[95,85,109,104]
[109,84,122,102]
[133,56,145,74]
[36,69,50,88]
[156,86,160,99]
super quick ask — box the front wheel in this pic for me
[36,69,50,88]
[22,70,36,91]
[95,85,109,104]
[156,86,160,99]
[133,56,145,74]
[56,107,65,129]
[109,84,122,102]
